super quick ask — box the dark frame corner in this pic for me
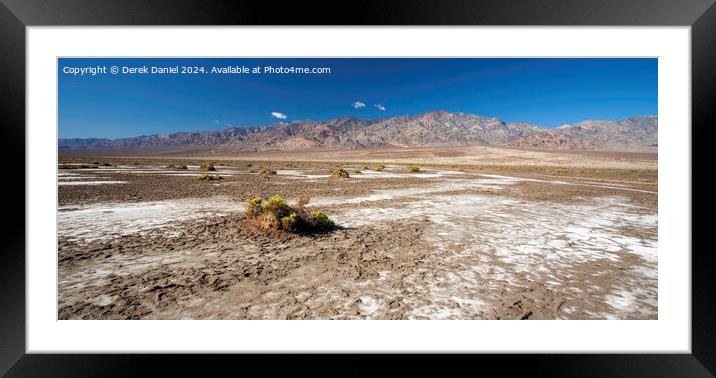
[2,0,714,376]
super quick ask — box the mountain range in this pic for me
[58,111,657,153]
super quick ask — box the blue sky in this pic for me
[58,58,657,139]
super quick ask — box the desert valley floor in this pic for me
[57,147,658,320]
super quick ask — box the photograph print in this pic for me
[57,58,658,320]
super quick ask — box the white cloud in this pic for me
[271,112,288,119]
[352,101,366,109]
[212,119,233,127]
[374,104,386,111]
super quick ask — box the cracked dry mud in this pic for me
[58,158,658,319]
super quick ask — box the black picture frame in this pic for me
[2,0,714,376]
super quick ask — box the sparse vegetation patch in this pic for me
[331,166,350,178]
[195,173,223,181]
[200,162,216,171]
[260,168,277,175]
[243,195,336,234]
[408,165,421,173]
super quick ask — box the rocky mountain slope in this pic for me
[509,116,658,150]
[59,111,657,152]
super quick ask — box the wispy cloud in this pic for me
[212,119,234,127]
[271,112,288,120]
[352,101,366,109]
[374,104,386,111]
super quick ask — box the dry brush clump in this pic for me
[200,162,216,171]
[260,168,277,175]
[195,173,223,181]
[331,166,350,178]
[408,165,421,173]
[243,194,335,234]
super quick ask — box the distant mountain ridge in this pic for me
[59,111,657,152]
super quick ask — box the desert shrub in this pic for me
[308,210,335,231]
[195,173,223,181]
[373,165,385,172]
[262,195,292,214]
[245,197,263,216]
[280,213,298,231]
[243,195,335,234]
[245,162,253,167]
[100,162,113,167]
[249,168,258,173]
[363,166,370,170]
[200,162,216,171]
[331,166,350,178]
[408,165,421,173]
[352,169,362,174]
[91,160,100,165]
[260,168,277,175]
[176,165,188,170]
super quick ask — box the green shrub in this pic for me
[195,173,223,181]
[249,168,258,173]
[262,195,292,214]
[280,213,298,231]
[309,210,335,230]
[243,194,335,234]
[245,197,263,215]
